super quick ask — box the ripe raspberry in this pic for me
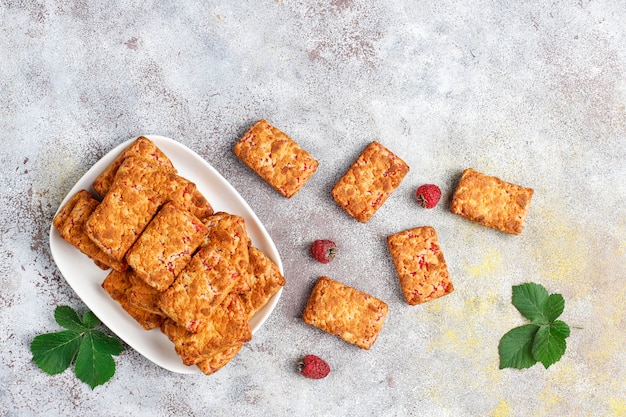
[310,240,337,264]
[298,354,330,379]
[415,184,442,209]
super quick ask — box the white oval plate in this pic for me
[49,135,283,374]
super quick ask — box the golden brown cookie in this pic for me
[126,271,167,316]
[196,343,243,375]
[53,189,93,230]
[164,175,213,220]
[234,119,319,198]
[93,136,176,197]
[125,202,208,292]
[332,141,409,223]
[113,156,213,220]
[158,213,251,333]
[450,168,534,235]
[240,246,285,319]
[387,226,454,305]
[302,276,388,350]
[57,191,127,271]
[84,174,164,261]
[102,270,165,330]
[160,294,251,366]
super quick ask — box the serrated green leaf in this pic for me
[498,324,540,369]
[91,330,125,356]
[54,306,87,332]
[532,324,567,369]
[546,293,565,322]
[512,283,550,324]
[74,332,116,389]
[31,330,82,375]
[82,311,101,329]
[551,320,571,339]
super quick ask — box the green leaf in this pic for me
[546,293,565,322]
[512,283,550,324]
[551,320,571,339]
[91,330,125,356]
[31,306,125,389]
[54,306,87,332]
[532,324,567,368]
[498,324,540,369]
[82,311,101,329]
[74,332,117,389]
[31,330,82,375]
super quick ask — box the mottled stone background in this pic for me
[1,1,625,416]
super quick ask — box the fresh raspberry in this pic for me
[415,184,442,209]
[310,240,337,264]
[298,354,330,379]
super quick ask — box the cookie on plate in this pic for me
[126,271,168,316]
[332,141,409,223]
[164,174,214,220]
[55,190,127,271]
[234,119,318,198]
[196,343,243,375]
[52,189,93,230]
[240,246,285,319]
[93,136,176,197]
[302,276,388,350]
[102,269,165,330]
[125,202,209,292]
[160,294,251,366]
[85,170,165,261]
[113,156,213,220]
[387,226,454,305]
[450,168,534,235]
[158,213,251,333]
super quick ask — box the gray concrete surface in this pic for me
[1,1,625,416]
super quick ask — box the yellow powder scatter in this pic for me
[465,248,502,278]
[443,329,458,343]
[533,207,591,294]
[489,398,510,417]
[533,389,562,417]
[425,300,442,314]
[609,398,626,416]
[426,295,497,359]
[587,285,626,364]
[545,362,579,389]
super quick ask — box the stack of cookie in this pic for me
[53,137,285,375]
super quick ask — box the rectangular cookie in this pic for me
[93,136,176,197]
[387,226,454,305]
[450,168,534,235]
[164,175,214,220]
[158,213,251,333]
[125,202,209,291]
[127,271,168,316]
[53,189,93,230]
[84,175,164,261]
[58,192,128,272]
[196,343,243,375]
[160,294,251,366]
[233,119,319,198]
[240,246,285,320]
[102,270,165,330]
[302,276,388,350]
[332,141,409,223]
[114,156,213,219]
